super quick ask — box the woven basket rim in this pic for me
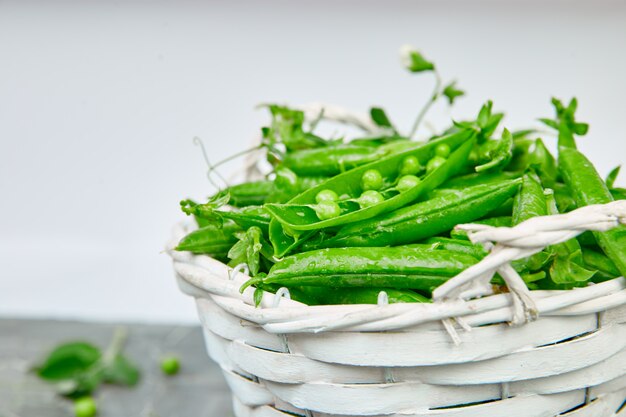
[168,216,626,335]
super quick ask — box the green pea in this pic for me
[74,397,97,417]
[315,189,339,203]
[361,169,383,191]
[274,167,298,191]
[358,190,385,208]
[397,175,421,193]
[435,143,451,158]
[426,156,447,174]
[161,356,180,376]
[399,155,422,175]
[315,200,341,220]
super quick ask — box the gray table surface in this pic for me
[0,318,233,417]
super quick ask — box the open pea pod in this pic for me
[319,178,521,248]
[268,220,315,258]
[266,130,475,232]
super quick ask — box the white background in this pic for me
[1,0,625,324]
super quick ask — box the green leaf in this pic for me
[36,342,101,381]
[550,250,597,285]
[452,120,473,130]
[209,191,231,208]
[477,101,493,128]
[545,191,596,287]
[471,101,504,143]
[606,166,621,189]
[538,118,558,130]
[475,128,514,172]
[552,97,565,114]
[227,226,272,276]
[370,107,395,130]
[611,188,626,200]
[54,370,103,398]
[541,97,588,149]
[511,129,538,140]
[102,355,140,386]
[253,287,264,307]
[442,81,465,105]
[573,122,589,136]
[261,104,329,152]
[566,97,578,112]
[35,329,140,399]
[483,113,504,138]
[180,191,233,228]
[400,46,435,73]
[227,235,247,263]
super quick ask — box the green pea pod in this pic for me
[559,146,626,277]
[423,237,488,259]
[484,198,515,218]
[288,286,429,305]
[282,140,419,176]
[349,136,408,147]
[225,180,275,207]
[175,222,241,260]
[224,207,271,233]
[512,172,546,224]
[441,171,521,190]
[282,145,379,176]
[184,203,270,234]
[530,139,558,188]
[510,173,553,275]
[320,178,521,248]
[267,131,475,232]
[242,247,479,293]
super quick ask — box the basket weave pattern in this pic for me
[169,202,626,417]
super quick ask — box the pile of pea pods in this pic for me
[176,99,626,306]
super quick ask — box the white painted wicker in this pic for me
[168,201,626,417]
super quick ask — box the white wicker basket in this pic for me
[168,201,626,417]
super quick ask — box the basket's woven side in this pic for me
[203,330,625,416]
[193,295,626,416]
[168,201,626,416]
[231,392,626,417]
